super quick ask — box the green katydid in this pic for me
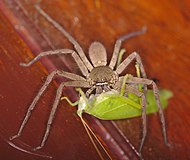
[66,88,172,120]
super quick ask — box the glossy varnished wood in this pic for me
[0,0,189,160]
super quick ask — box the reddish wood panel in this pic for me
[0,0,189,160]
[0,1,110,160]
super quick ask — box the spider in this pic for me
[10,5,168,154]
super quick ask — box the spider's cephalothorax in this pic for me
[10,5,168,157]
[88,65,117,84]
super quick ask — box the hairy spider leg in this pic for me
[10,70,90,148]
[126,76,169,150]
[116,51,146,78]
[109,26,146,71]
[34,81,90,150]
[35,5,93,71]
[109,27,147,94]
[125,84,146,153]
[20,49,89,77]
[116,51,148,93]
[117,75,146,153]
[86,85,97,97]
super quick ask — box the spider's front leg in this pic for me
[20,49,89,77]
[109,26,146,72]
[35,4,93,72]
[109,27,147,92]
[116,51,147,79]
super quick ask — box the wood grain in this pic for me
[0,0,189,160]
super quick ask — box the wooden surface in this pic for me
[0,0,189,160]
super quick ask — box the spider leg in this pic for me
[109,26,146,69]
[96,86,103,94]
[126,76,169,147]
[116,51,146,78]
[35,5,93,71]
[116,75,147,153]
[34,80,90,150]
[86,85,96,97]
[125,85,147,153]
[10,70,87,141]
[116,51,147,93]
[20,49,89,77]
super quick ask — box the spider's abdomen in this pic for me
[89,66,116,83]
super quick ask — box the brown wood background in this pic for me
[0,0,189,160]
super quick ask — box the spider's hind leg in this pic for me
[34,81,90,150]
[33,82,65,150]
[10,69,88,150]
[126,85,147,153]
[126,77,169,147]
[10,70,60,141]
